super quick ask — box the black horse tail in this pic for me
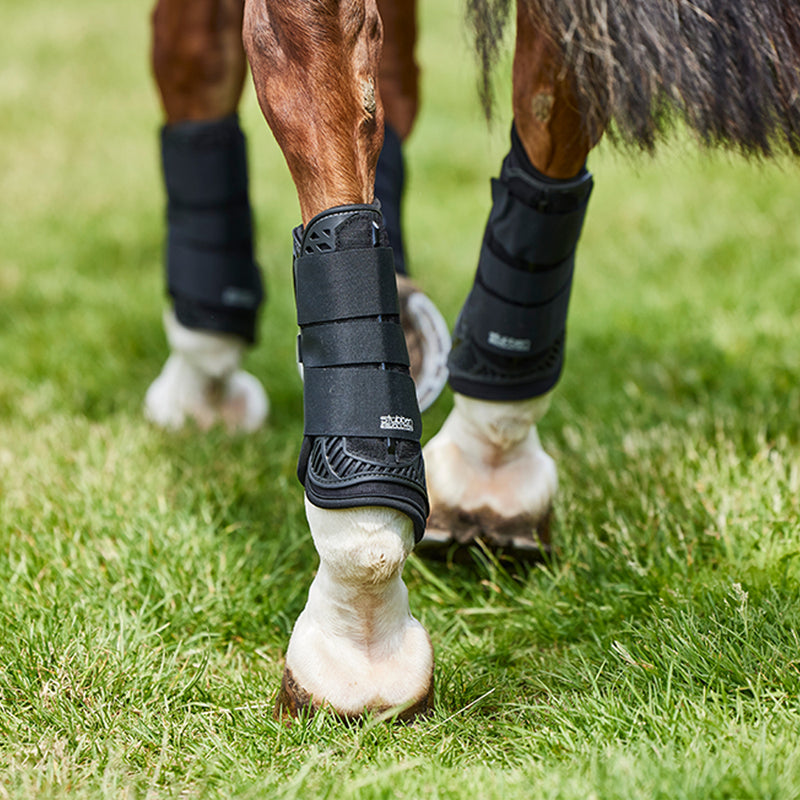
[466,0,800,156]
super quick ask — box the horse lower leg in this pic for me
[424,394,557,550]
[244,0,432,719]
[146,0,268,432]
[424,9,602,551]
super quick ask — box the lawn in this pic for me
[2,0,800,797]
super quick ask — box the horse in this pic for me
[145,0,800,720]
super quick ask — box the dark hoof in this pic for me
[274,667,435,723]
[420,506,552,560]
[274,667,315,720]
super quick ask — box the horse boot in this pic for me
[276,202,434,720]
[424,123,593,553]
[145,116,268,432]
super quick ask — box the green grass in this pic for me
[3,0,800,797]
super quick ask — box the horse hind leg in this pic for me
[244,0,433,719]
[145,0,268,433]
[423,7,601,553]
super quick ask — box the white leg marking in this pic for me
[283,501,433,717]
[423,393,557,545]
[144,310,268,433]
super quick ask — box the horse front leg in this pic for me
[145,0,268,433]
[243,0,433,719]
[424,5,602,552]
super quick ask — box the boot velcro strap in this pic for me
[465,279,572,358]
[161,116,249,207]
[294,247,398,325]
[478,236,574,305]
[168,202,253,249]
[488,177,590,266]
[168,243,262,312]
[167,193,261,313]
[303,366,420,439]
[299,318,409,369]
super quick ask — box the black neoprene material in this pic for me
[162,115,264,343]
[374,124,407,275]
[293,204,429,542]
[448,123,594,400]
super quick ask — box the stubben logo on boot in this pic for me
[488,331,531,353]
[380,414,414,432]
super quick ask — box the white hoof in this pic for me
[144,310,268,433]
[277,502,434,720]
[422,393,557,551]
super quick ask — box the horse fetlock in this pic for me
[145,311,268,432]
[278,521,433,720]
[425,395,556,508]
[423,393,556,551]
[305,502,414,586]
[164,310,245,379]
[453,393,551,453]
